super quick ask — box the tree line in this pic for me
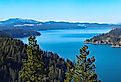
[0,36,100,82]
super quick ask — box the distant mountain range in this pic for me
[0,18,120,30]
[0,18,121,38]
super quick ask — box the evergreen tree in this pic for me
[19,36,44,82]
[64,45,101,82]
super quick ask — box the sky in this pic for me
[0,0,121,23]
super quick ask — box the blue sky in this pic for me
[0,0,121,23]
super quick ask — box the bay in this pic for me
[20,28,121,82]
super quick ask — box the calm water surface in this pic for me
[20,28,121,82]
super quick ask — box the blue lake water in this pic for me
[20,28,121,82]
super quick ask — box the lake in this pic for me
[20,28,121,82]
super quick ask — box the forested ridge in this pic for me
[0,36,100,82]
[0,28,41,38]
[85,28,121,47]
[0,37,72,82]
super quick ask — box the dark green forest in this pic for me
[0,28,41,38]
[0,36,100,82]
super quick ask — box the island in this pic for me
[84,28,121,48]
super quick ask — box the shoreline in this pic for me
[84,41,121,48]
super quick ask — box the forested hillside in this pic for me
[85,28,121,47]
[0,36,100,82]
[0,37,72,82]
[0,28,41,38]
[0,37,27,82]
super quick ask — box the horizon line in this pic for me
[0,17,120,24]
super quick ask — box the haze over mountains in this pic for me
[0,18,120,30]
[0,18,120,38]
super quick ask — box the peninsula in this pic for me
[84,28,121,48]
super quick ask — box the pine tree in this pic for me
[19,36,44,82]
[64,45,101,82]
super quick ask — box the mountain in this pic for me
[0,18,41,25]
[84,28,121,47]
[0,18,120,38]
[0,18,86,30]
[0,18,42,38]
[0,18,43,30]
[0,18,119,31]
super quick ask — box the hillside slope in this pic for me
[0,28,41,38]
[0,37,73,82]
[85,28,121,47]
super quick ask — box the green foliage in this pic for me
[65,45,101,82]
[86,28,121,45]
[0,36,101,82]
[0,37,26,82]
[0,29,41,38]
[19,36,44,82]
[0,36,67,82]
